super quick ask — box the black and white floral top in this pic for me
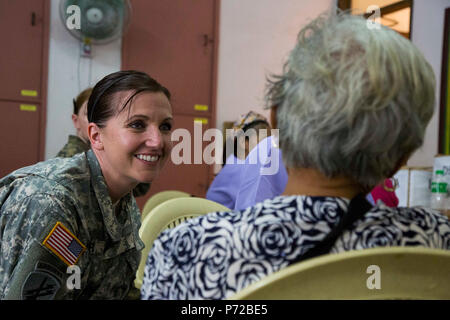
[140,195,450,300]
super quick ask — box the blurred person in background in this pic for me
[206,111,288,210]
[56,88,92,157]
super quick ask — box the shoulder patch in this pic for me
[42,222,86,266]
[22,270,61,300]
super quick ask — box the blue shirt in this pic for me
[206,136,288,210]
[206,155,245,209]
[234,136,288,210]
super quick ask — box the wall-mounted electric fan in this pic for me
[60,0,132,55]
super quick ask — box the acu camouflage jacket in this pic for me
[0,150,144,299]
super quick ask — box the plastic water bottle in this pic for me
[430,170,448,212]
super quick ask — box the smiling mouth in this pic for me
[135,154,160,163]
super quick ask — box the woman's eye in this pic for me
[160,123,172,132]
[129,120,146,130]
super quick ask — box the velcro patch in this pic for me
[21,270,61,300]
[42,222,86,266]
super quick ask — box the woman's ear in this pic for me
[88,123,103,151]
[389,154,410,177]
[270,106,278,129]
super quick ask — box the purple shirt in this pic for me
[206,154,245,209]
[207,136,288,210]
[234,136,288,210]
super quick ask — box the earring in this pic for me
[383,178,398,192]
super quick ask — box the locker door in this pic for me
[122,0,216,116]
[0,100,40,177]
[123,0,219,208]
[0,0,44,102]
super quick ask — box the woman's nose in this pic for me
[145,125,163,148]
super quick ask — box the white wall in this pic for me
[215,0,333,130]
[214,0,450,168]
[408,0,450,166]
[45,0,333,160]
[45,0,449,168]
[45,0,121,159]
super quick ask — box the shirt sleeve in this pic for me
[206,164,239,209]
[0,193,79,299]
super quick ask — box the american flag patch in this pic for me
[42,222,86,266]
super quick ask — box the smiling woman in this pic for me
[87,71,173,203]
[0,70,173,299]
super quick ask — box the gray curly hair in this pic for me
[266,12,436,189]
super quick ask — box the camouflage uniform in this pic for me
[56,135,150,197]
[0,150,144,299]
[56,135,90,158]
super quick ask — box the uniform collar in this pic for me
[86,150,141,247]
[68,135,89,149]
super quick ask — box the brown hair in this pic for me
[73,87,93,115]
[87,70,170,128]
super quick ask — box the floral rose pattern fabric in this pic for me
[141,195,450,300]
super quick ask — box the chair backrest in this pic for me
[229,246,450,300]
[140,190,191,221]
[135,197,230,289]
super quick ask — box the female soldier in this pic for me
[0,70,173,299]
[55,87,150,198]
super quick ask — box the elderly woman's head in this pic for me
[267,12,435,190]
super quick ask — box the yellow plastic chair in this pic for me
[135,197,231,289]
[140,190,190,222]
[229,247,450,300]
